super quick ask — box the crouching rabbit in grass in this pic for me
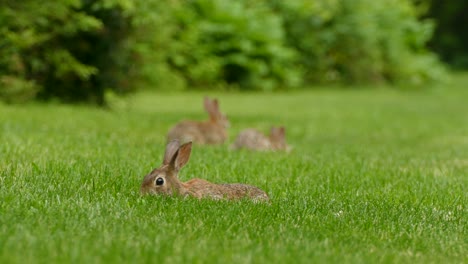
[167,97,229,145]
[231,126,292,152]
[141,140,270,202]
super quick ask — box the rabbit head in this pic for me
[269,126,290,151]
[140,140,192,196]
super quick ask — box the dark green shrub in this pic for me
[270,0,447,85]
[128,1,187,91]
[0,0,134,105]
[0,0,449,104]
[424,0,468,68]
[163,0,301,91]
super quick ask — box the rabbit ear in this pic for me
[170,141,192,170]
[204,97,213,113]
[279,126,286,137]
[212,99,219,112]
[270,126,285,138]
[163,140,180,165]
[204,97,221,119]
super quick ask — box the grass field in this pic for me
[1,76,467,263]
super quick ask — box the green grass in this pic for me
[1,77,467,263]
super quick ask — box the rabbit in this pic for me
[141,140,270,202]
[231,126,292,152]
[166,97,229,145]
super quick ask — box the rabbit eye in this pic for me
[155,177,164,186]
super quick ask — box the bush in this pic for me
[0,0,448,104]
[149,0,446,89]
[270,0,446,85]
[161,0,301,91]
[424,0,468,68]
[0,0,135,105]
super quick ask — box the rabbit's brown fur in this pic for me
[141,140,269,202]
[167,97,229,145]
[232,126,291,152]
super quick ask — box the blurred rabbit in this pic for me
[141,140,269,202]
[231,126,291,152]
[167,97,229,145]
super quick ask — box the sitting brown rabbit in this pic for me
[231,126,291,152]
[141,140,270,202]
[167,97,229,145]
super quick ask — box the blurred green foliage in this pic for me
[0,0,134,105]
[271,0,446,84]
[423,0,468,68]
[165,0,301,91]
[0,0,449,104]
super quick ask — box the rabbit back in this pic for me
[184,178,269,202]
[167,120,227,144]
[232,129,271,151]
[167,121,206,144]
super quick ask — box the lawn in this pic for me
[0,76,467,263]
